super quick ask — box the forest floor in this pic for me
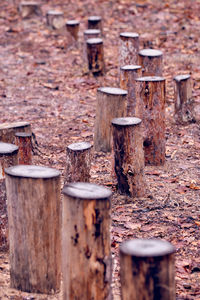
[0,0,199,299]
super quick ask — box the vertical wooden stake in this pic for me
[120,65,142,116]
[83,29,101,65]
[120,239,176,300]
[112,117,145,197]
[135,76,166,165]
[15,132,32,165]
[46,10,65,30]
[138,49,163,76]
[119,32,139,67]
[174,74,195,124]
[66,20,80,41]
[65,142,92,183]
[19,2,40,18]
[86,38,105,75]
[88,16,102,32]
[94,87,127,152]
[0,121,31,144]
[62,182,112,300]
[5,165,61,293]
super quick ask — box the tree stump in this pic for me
[120,65,142,116]
[112,117,145,197]
[83,29,101,66]
[65,142,92,183]
[19,2,40,18]
[62,182,112,300]
[138,49,163,76]
[0,142,18,251]
[15,132,32,165]
[0,121,31,144]
[119,32,139,67]
[174,74,196,124]
[86,38,105,76]
[5,165,61,293]
[46,10,65,30]
[120,239,176,300]
[94,87,128,152]
[88,16,102,32]
[135,76,166,165]
[66,20,80,41]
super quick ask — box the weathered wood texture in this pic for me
[19,2,40,18]
[15,132,32,165]
[135,76,166,165]
[88,16,102,32]
[5,165,61,293]
[83,29,101,65]
[0,122,31,144]
[87,38,105,75]
[119,32,139,67]
[94,87,127,152]
[112,117,145,197]
[46,10,65,30]
[120,65,142,116]
[0,143,18,251]
[174,74,196,124]
[66,20,80,41]
[62,182,112,300]
[65,142,92,183]
[120,239,176,300]
[138,49,163,76]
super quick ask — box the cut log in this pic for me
[66,20,80,41]
[138,49,163,76]
[88,16,102,32]
[65,141,92,183]
[15,132,32,165]
[62,182,112,300]
[120,239,176,300]
[174,74,196,124]
[5,165,61,293]
[83,29,101,65]
[86,38,105,75]
[111,117,145,197]
[135,76,166,165]
[120,65,142,116]
[94,87,127,152]
[19,2,40,18]
[119,32,139,67]
[46,10,65,30]
[0,121,31,144]
[0,142,18,251]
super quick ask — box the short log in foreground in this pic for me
[86,38,105,75]
[119,32,139,67]
[120,239,176,300]
[15,132,32,165]
[0,121,31,144]
[139,48,163,76]
[5,165,61,293]
[66,20,80,41]
[62,182,112,300]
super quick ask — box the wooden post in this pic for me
[119,32,139,67]
[174,74,196,124]
[0,121,31,144]
[138,49,163,76]
[83,29,101,66]
[5,165,61,293]
[120,65,142,116]
[62,182,112,300]
[135,76,166,165]
[88,16,102,32]
[0,142,18,251]
[65,142,92,183]
[66,20,80,41]
[120,239,176,300]
[46,10,65,30]
[15,132,32,165]
[19,2,40,18]
[111,117,145,197]
[86,38,105,76]
[94,87,127,152]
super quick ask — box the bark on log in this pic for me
[86,38,105,76]
[88,16,102,32]
[19,2,40,18]
[66,20,80,41]
[120,239,176,300]
[111,117,145,197]
[83,29,101,65]
[138,49,163,76]
[5,165,61,293]
[15,132,32,165]
[0,121,31,144]
[135,76,166,165]
[119,32,139,67]
[62,182,112,300]
[174,74,196,124]
[65,141,92,183]
[94,87,128,152]
[120,65,142,116]
[0,142,18,251]
[46,10,65,30]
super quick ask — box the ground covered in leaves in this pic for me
[0,0,199,299]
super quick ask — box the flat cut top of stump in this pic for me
[139,49,163,57]
[15,132,32,138]
[112,117,142,127]
[0,121,30,130]
[88,16,101,22]
[174,74,190,82]
[120,65,141,71]
[63,182,112,200]
[5,165,60,179]
[20,1,39,5]
[136,76,165,82]
[67,142,92,151]
[47,10,64,16]
[66,20,80,26]
[84,29,101,35]
[98,87,127,96]
[86,38,103,44]
[120,239,175,257]
[0,142,18,155]
[120,32,139,38]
